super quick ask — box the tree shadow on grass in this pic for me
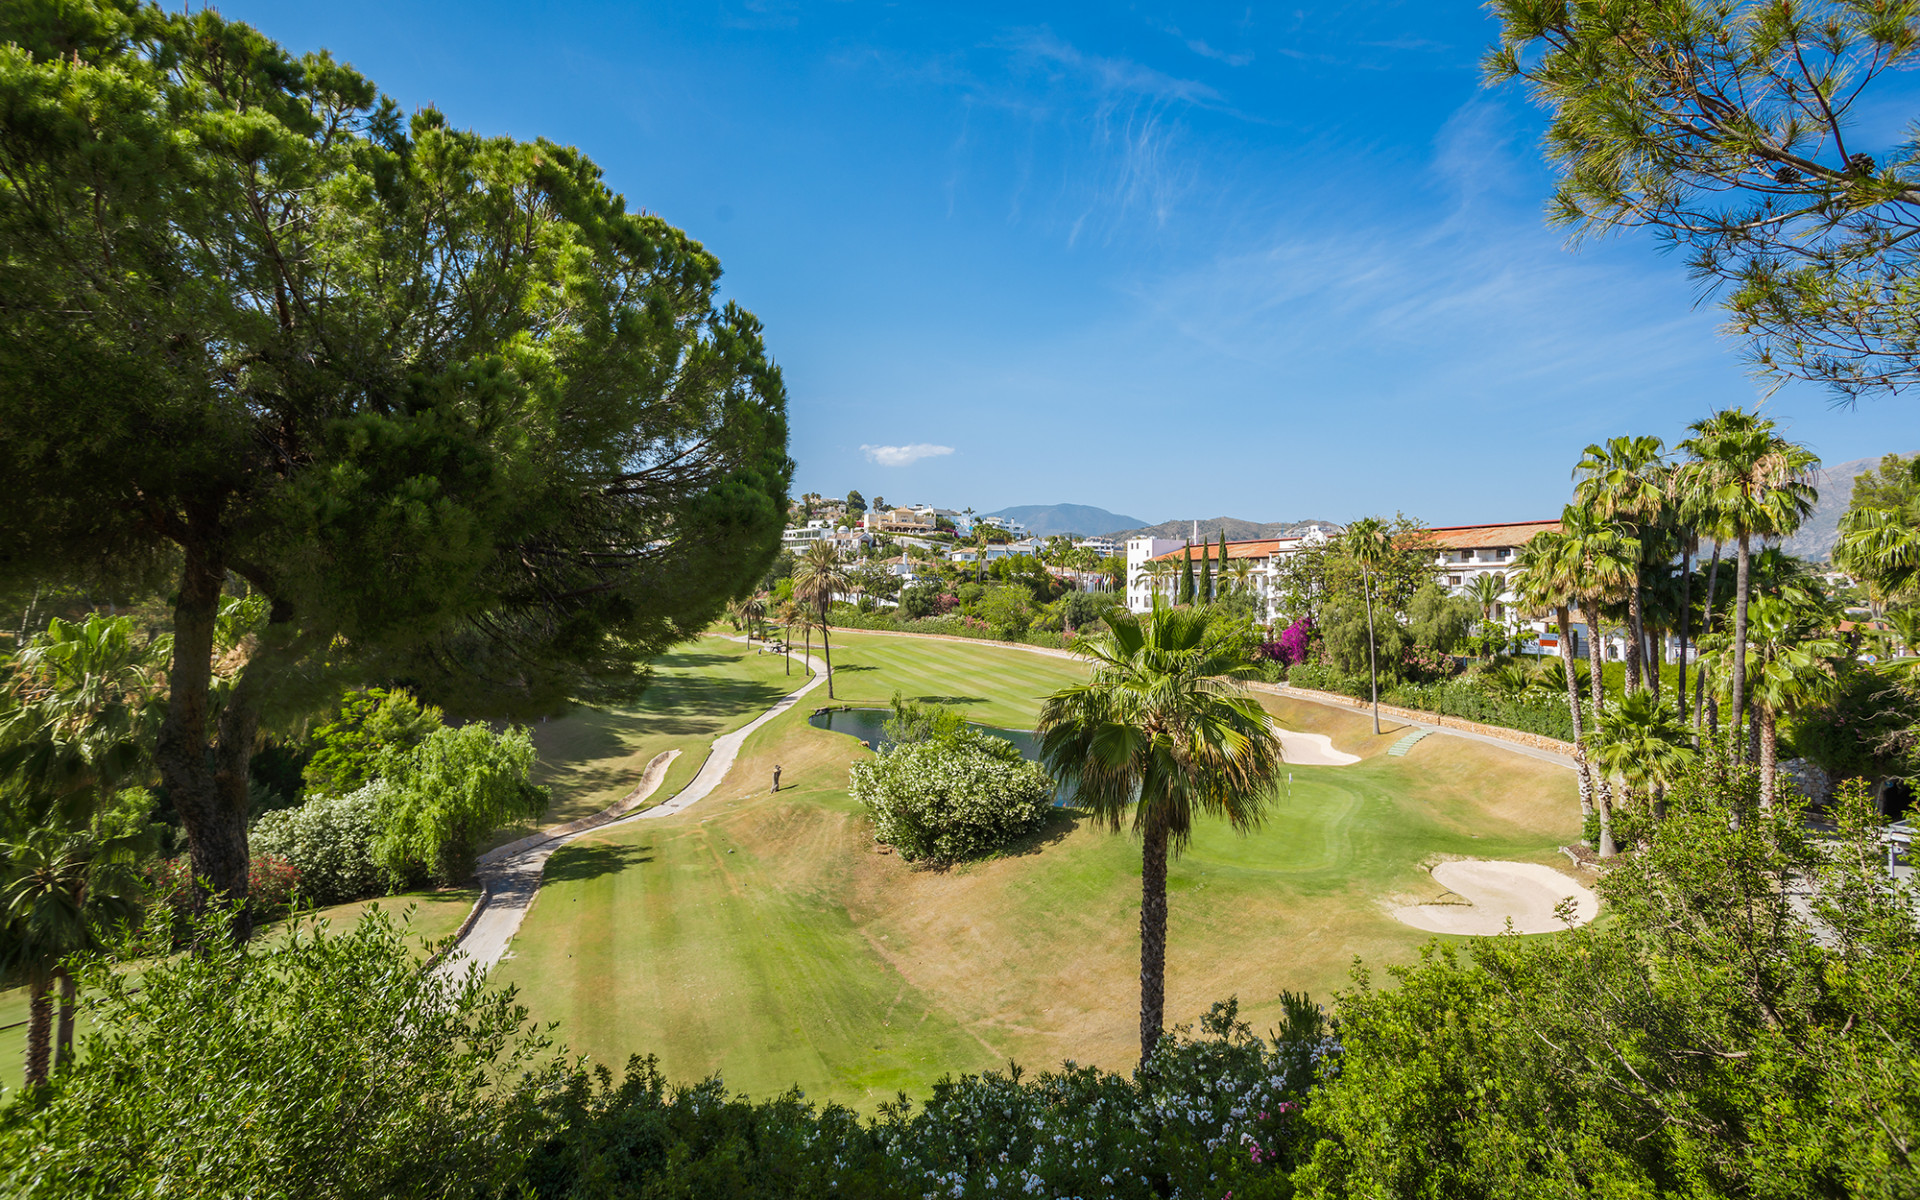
[910,694,987,707]
[829,663,878,673]
[656,651,742,670]
[544,843,654,884]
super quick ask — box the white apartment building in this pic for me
[1076,536,1119,557]
[1125,528,1332,622]
[781,520,835,549]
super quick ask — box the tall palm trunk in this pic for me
[1731,531,1752,759]
[1759,707,1778,810]
[1363,568,1381,735]
[24,978,51,1088]
[1138,817,1169,1066]
[1677,542,1693,720]
[1625,581,1645,693]
[783,626,791,675]
[54,968,76,1070]
[818,606,835,700]
[1583,597,1618,857]
[1558,604,1594,817]
[1695,543,1721,734]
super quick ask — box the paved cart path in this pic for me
[436,642,827,978]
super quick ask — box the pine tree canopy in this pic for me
[0,0,792,927]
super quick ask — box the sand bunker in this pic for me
[1277,729,1360,766]
[1391,860,1598,936]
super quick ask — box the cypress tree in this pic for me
[1217,530,1230,599]
[1198,543,1213,606]
[1180,546,1196,605]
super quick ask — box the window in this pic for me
[1448,575,1462,587]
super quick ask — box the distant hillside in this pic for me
[1106,517,1344,542]
[980,504,1147,538]
[1781,451,1915,561]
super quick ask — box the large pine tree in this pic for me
[0,3,791,934]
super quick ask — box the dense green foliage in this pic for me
[1297,762,1920,1198]
[850,727,1054,864]
[302,690,444,798]
[0,909,564,1199]
[0,0,791,914]
[374,725,547,885]
[248,785,393,906]
[522,998,1328,1200]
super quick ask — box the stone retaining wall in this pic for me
[1262,683,1579,759]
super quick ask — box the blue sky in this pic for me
[228,1,1917,526]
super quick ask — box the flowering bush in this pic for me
[1276,618,1314,666]
[851,732,1055,863]
[250,783,399,905]
[247,854,302,918]
[519,994,1336,1199]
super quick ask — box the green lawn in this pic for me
[493,633,1583,1109]
[492,634,802,845]
[0,888,476,1099]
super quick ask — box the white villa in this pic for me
[1124,519,1643,661]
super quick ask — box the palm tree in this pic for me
[1513,531,1598,819]
[1676,409,1819,757]
[1836,454,1920,601]
[1724,593,1847,807]
[1037,605,1285,1065]
[1,817,149,1086]
[777,598,807,677]
[793,540,850,699]
[1464,573,1506,655]
[1344,517,1393,735]
[1592,692,1696,817]
[1557,503,1638,855]
[1574,436,1670,693]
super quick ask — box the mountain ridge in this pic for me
[1105,516,1344,542]
[979,504,1147,538]
[1781,450,1916,561]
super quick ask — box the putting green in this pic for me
[492,632,1582,1108]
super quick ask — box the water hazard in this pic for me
[807,707,1075,804]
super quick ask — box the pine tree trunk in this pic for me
[1138,817,1169,1067]
[1730,531,1752,759]
[1558,605,1594,817]
[54,968,75,1071]
[1759,707,1778,810]
[1597,780,1618,857]
[1695,544,1722,734]
[154,528,254,941]
[24,977,51,1088]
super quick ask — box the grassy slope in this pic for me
[493,634,800,844]
[494,632,1581,1109]
[0,888,477,1099]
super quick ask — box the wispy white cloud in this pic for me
[1185,38,1253,67]
[862,443,956,467]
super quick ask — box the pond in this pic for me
[807,707,1076,804]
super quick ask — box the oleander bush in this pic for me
[850,731,1055,863]
[521,995,1333,1200]
[250,783,398,906]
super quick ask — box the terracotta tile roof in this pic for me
[1423,521,1560,550]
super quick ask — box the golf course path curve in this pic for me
[437,641,827,977]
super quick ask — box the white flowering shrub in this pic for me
[850,732,1055,863]
[249,782,399,905]
[521,993,1335,1198]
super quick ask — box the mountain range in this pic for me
[1781,451,1914,561]
[1105,517,1343,542]
[978,504,1147,538]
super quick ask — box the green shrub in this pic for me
[850,733,1054,863]
[250,784,398,905]
[303,688,444,796]
[1286,662,1372,699]
[521,996,1329,1199]
[0,908,563,1199]
[1382,679,1574,741]
[374,725,548,886]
